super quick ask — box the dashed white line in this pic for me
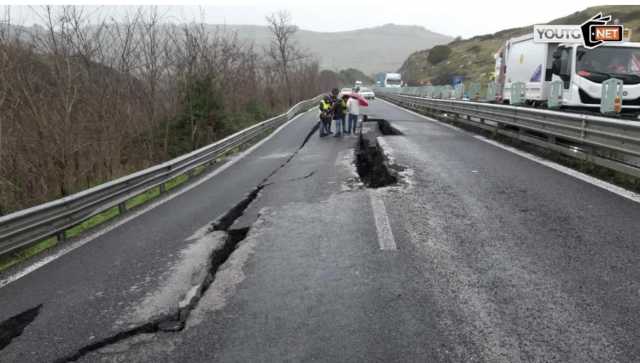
[368,189,397,251]
[0,109,316,289]
[380,97,640,205]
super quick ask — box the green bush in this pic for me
[468,45,481,53]
[427,45,452,65]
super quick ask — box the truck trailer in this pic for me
[384,73,402,88]
[494,34,640,113]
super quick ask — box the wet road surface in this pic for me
[3,100,640,362]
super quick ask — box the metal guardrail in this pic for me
[0,95,322,257]
[379,91,640,179]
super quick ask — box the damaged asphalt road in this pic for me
[82,100,640,362]
[53,119,323,362]
[5,99,640,362]
[73,106,419,363]
[0,109,321,363]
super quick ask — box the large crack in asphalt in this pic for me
[211,187,264,231]
[52,120,320,363]
[356,119,401,188]
[259,121,320,186]
[0,304,42,350]
[374,118,404,136]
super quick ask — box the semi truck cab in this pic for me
[553,43,640,110]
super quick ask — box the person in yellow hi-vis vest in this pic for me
[319,95,333,137]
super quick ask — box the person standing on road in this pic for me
[319,95,333,137]
[346,88,360,134]
[332,93,348,137]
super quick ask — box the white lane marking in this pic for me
[381,97,640,205]
[474,136,640,204]
[368,189,397,251]
[0,110,315,289]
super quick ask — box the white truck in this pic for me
[495,34,640,112]
[384,73,402,88]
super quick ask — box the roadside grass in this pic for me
[0,237,58,272]
[125,186,161,210]
[65,206,121,239]
[194,165,206,175]
[165,174,189,191]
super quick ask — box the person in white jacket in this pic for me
[346,88,360,134]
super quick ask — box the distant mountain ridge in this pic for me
[8,21,451,75]
[209,23,452,75]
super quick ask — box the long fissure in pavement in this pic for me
[55,223,252,362]
[355,119,402,188]
[49,119,320,363]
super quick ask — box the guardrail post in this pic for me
[118,202,127,214]
[421,86,428,98]
[486,82,497,102]
[518,127,526,137]
[469,83,481,101]
[454,84,464,100]
[443,85,453,99]
[425,85,433,98]
[601,78,623,115]
[493,122,503,137]
[57,230,66,243]
[510,82,526,106]
[547,80,563,109]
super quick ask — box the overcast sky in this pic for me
[4,1,638,38]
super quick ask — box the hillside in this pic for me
[399,5,640,86]
[210,23,452,75]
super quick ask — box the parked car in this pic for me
[340,88,352,95]
[359,87,375,100]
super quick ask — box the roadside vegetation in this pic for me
[0,6,372,270]
[0,6,369,216]
[399,5,640,86]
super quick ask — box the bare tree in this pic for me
[0,6,326,214]
[265,11,305,106]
